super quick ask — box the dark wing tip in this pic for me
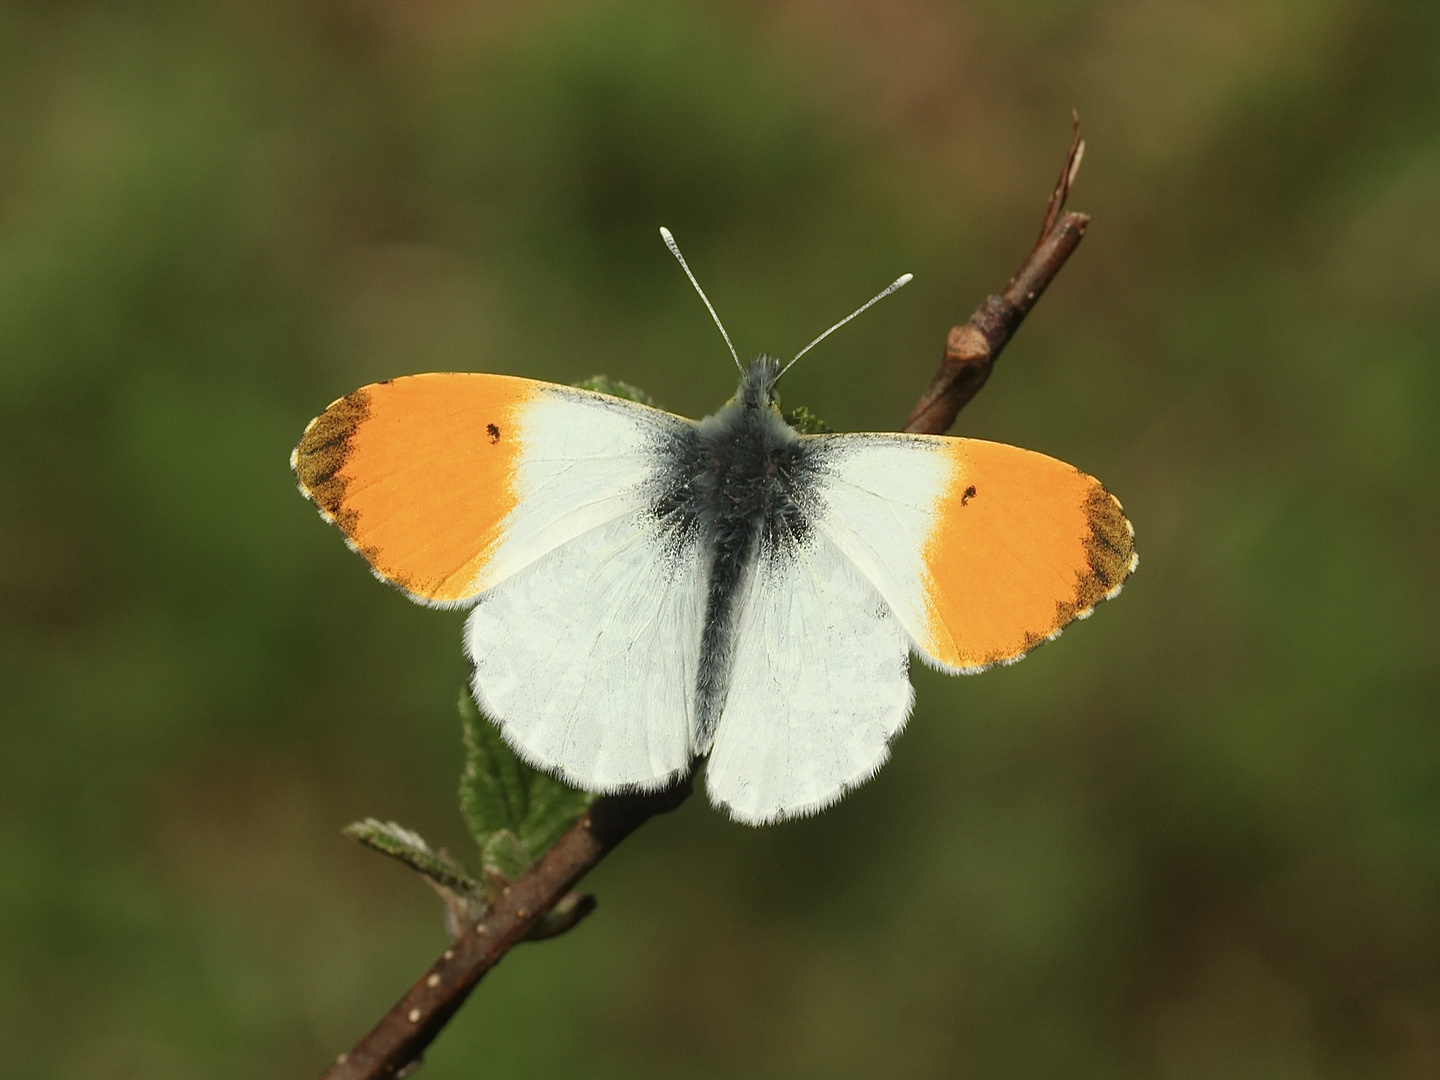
[292,389,372,525]
[1060,483,1137,623]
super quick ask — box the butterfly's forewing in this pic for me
[813,434,1136,673]
[293,373,529,604]
[292,373,690,604]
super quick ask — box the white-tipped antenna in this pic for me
[778,272,914,380]
[660,226,742,373]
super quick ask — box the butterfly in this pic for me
[292,230,1136,825]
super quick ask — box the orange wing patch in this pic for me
[292,373,536,605]
[921,439,1135,670]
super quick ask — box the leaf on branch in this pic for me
[343,819,481,897]
[458,692,595,881]
[783,404,833,434]
[345,819,489,936]
[480,828,531,884]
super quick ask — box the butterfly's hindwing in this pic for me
[704,523,914,824]
[465,510,706,792]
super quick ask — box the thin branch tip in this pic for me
[1038,115,1087,247]
[904,122,1091,436]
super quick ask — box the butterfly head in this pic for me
[738,355,784,411]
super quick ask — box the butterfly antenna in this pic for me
[778,272,914,381]
[660,226,742,373]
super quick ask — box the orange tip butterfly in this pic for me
[292,229,1136,825]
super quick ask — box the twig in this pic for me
[321,784,691,1080]
[318,120,1091,1080]
[904,115,1088,436]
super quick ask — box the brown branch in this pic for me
[320,783,691,1080]
[904,115,1089,436]
[318,119,1092,1080]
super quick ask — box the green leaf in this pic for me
[459,691,528,845]
[783,404,833,434]
[343,819,480,896]
[572,374,657,406]
[514,764,595,857]
[458,691,596,878]
[481,829,532,883]
[342,699,599,943]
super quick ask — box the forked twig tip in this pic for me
[1037,114,1087,246]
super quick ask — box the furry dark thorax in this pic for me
[652,355,821,748]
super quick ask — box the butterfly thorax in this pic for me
[653,356,822,750]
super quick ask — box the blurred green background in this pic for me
[3,1,1439,1077]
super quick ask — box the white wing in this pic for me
[465,511,706,792]
[703,528,914,825]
